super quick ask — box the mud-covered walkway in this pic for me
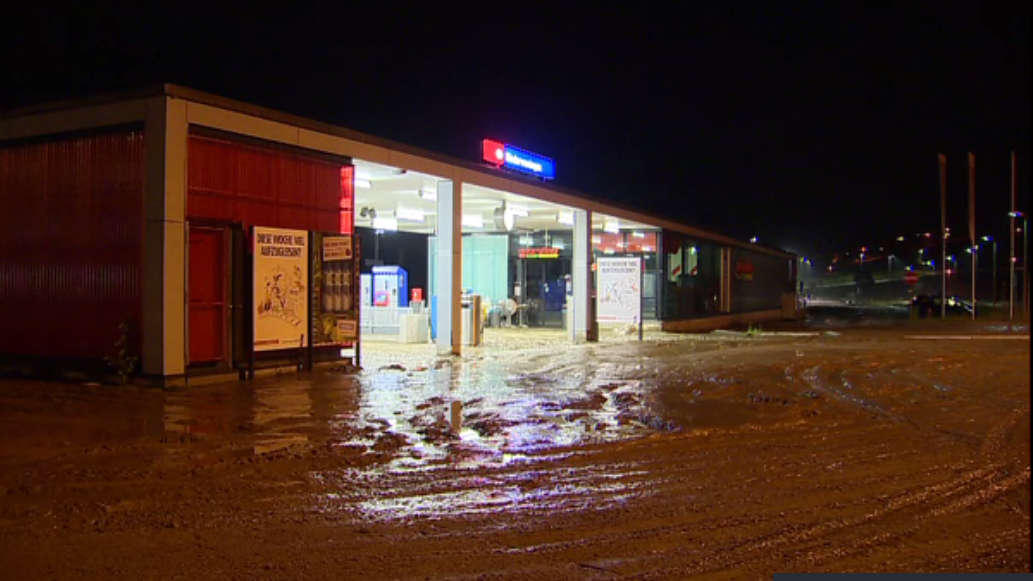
[0,323,1028,578]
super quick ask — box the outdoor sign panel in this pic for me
[253,226,309,351]
[518,247,562,259]
[481,138,556,180]
[597,256,642,323]
[311,232,358,346]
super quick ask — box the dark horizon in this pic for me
[4,4,1030,262]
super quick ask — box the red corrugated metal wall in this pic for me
[0,130,144,359]
[187,134,353,234]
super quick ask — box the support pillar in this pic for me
[435,180,462,355]
[142,96,187,381]
[719,247,732,313]
[573,209,595,342]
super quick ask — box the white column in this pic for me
[143,96,187,380]
[435,180,462,355]
[572,209,591,342]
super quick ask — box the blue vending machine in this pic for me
[371,265,409,308]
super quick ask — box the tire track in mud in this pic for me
[607,432,1026,577]
[361,403,1026,578]
[0,334,1026,577]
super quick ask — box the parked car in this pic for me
[911,294,972,317]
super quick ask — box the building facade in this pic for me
[0,85,798,385]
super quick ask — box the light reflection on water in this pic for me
[160,341,671,522]
[353,355,653,474]
[313,460,656,522]
[306,351,664,521]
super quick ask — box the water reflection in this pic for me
[158,340,672,522]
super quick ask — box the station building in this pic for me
[0,85,799,385]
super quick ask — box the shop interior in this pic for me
[352,160,600,352]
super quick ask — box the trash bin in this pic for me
[461,294,482,346]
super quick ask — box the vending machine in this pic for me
[360,274,372,307]
[371,265,409,308]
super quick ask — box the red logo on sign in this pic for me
[482,139,505,166]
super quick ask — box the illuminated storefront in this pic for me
[0,85,798,384]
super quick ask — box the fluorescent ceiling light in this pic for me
[354,178,371,189]
[591,236,602,244]
[372,217,398,231]
[557,211,574,226]
[519,235,534,246]
[506,204,528,217]
[553,241,565,250]
[462,214,483,228]
[603,220,620,234]
[419,188,437,201]
[396,206,425,222]
[632,231,646,238]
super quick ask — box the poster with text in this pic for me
[596,256,642,323]
[311,233,357,346]
[253,226,309,351]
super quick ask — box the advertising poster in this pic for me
[597,256,642,323]
[253,226,309,351]
[311,232,358,346]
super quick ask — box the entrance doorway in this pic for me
[188,225,228,366]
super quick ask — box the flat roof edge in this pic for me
[3,83,795,260]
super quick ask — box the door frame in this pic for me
[185,219,235,373]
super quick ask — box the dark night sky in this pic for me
[3,4,1030,262]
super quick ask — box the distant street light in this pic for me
[1011,212,1029,314]
[982,236,997,304]
[749,236,758,244]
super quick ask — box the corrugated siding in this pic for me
[187,134,353,234]
[0,130,144,358]
[730,247,791,312]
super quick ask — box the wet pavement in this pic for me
[0,320,1029,577]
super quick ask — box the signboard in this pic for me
[322,236,352,261]
[597,256,642,323]
[481,139,556,180]
[312,233,358,346]
[253,226,308,351]
[518,247,562,259]
[735,259,754,281]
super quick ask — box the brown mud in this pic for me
[0,323,1028,578]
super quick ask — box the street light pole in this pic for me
[992,240,997,305]
[939,154,947,319]
[983,235,997,305]
[1009,151,1016,319]
[968,152,976,320]
[1024,217,1029,315]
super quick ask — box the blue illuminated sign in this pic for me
[482,139,555,180]
[503,145,555,180]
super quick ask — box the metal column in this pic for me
[435,180,462,355]
[572,209,592,342]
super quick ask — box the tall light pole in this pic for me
[968,152,976,320]
[982,236,996,305]
[939,154,947,319]
[1010,152,1016,319]
[1018,213,1030,314]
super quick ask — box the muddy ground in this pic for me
[0,320,1029,578]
